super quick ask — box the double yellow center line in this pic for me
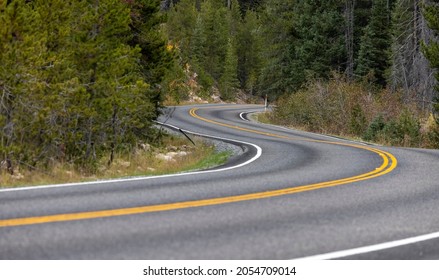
[189,108,398,187]
[0,106,397,227]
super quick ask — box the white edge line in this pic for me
[0,123,262,193]
[294,231,439,260]
[248,110,381,147]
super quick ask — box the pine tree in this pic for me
[199,0,230,81]
[260,0,346,98]
[0,0,47,170]
[220,38,239,100]
[67,0,155,166]
[191,14,205,65]
[258,0,297,98]
[229,0,242,37]
[165,0,197,60]
[345,0,355,79]
[356,0,392,86]
[189,13,215,91]
[0,0,171,172]
[238,0,263,12]
[237,10,262,94]
[294,0,346,79]
[422,0,439,113]
[389,0,436,106]
[126,0,173,118]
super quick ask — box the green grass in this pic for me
[184,150,232,171]
[254,111,273,124]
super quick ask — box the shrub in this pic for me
[350,104,368,135]
[363,115,386,141]
[272,74,432,148]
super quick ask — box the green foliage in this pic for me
[127,0,173,116]
[422,2,439,97]
[166,0,197,59]
[258,0,297,98]
[381,110,420,146]
[260,0,346,99]
[356,0,392,86]
[219,38,239,100]
[237,10,263,94]
[0,0,167,173]
[422,1,439,147]
[363,115,386,141]
[272,76,428,148]
[165,0,252,100]
[350,104,368,135]
[199,0,230,81]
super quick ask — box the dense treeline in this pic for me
[165,0,263,101]
[164,0,439,147]
[164,0,437,101]
[0,0,170,173]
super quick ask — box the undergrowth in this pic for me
[0,135,230,188]
[269,74,439,148]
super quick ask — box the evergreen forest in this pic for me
[1,0,439,177]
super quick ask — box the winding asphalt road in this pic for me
[1,104,439,259]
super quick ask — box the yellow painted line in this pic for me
[0,106,397,228]
[191,107,397,179]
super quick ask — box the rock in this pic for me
[120,161,131,168]
[155,153,175,162]
[177,151,188,157]
[166,152,178,157]
[211,94,222,103]
[140,143,151,152]
[167,145,178,152]
[11,173,24,180]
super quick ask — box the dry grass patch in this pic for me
[0,135,230,189]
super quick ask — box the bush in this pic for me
[363,115,386,141]
[350,104,368,135]
[273,74,432,148]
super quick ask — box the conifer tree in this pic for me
[422,1,439,112]
[126,0,173,120]
[165,0,197,60]
[68,0,154,166]
[0,0,172,172]
[260,0,345,98]
[423,1,439,82]
[219,38,239,100]
[389,0,436,105]
[191,14,205,66]
[0,0,47,169]
[258,0,297,98]
[356,0,391,86]
[229,0,242,37]
[199,0,230,81]
[237,10,262,94]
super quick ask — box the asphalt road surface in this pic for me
[1,104,439,259]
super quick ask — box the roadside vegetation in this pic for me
[264,75,439,148]
[0,133,230,188]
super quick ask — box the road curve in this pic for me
[1,104,439,259]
